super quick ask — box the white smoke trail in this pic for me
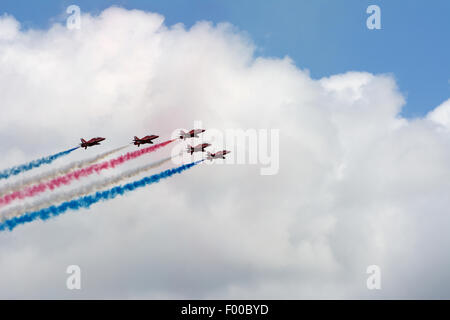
[0,156,173,222]
[0,145,130,197]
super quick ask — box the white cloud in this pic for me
[0,7,449,299]
[0,13,19,40]
[427,98,450,128]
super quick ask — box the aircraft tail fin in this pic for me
[81,138,86,144]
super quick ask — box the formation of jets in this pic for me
[180,129,230,159]
[80,129,230,160]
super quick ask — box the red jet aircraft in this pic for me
[80,137,105,149]
[133,135,159,147]
[179,129,206,140]
[187,143,211,155]
[206,150,231,161]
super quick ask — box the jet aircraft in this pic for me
[80,137,105,149]
[133,135,159,147]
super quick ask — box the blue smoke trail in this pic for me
[0,160,202,231]
[0,147,79,180]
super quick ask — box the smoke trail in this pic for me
[0,160,202,231]
[1,156,174,221]
[0,140,174,207]
[0,145,129,196]
[0,147,79,181]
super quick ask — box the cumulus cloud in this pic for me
[0,7,449,299]
[428,99,450,128]
[0,14,19,40]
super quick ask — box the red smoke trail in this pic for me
[0,139,175,207]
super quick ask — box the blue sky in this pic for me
[1,0,448,117]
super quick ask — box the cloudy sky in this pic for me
[0,1,449,299]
